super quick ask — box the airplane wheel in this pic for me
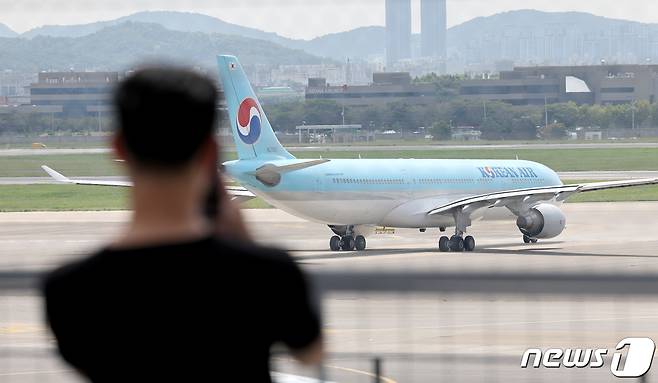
[464,236,476,252]
[355,235,366,251]
[439,236,450,252]
[449,235,464,252]
[341,236,355,251]
[330,236,341,251]
[523,235,538,244]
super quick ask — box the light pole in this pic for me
[544,96,549,130]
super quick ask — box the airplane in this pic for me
[43,54,658,253]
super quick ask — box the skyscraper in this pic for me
[421,0,447,59]
[386,0,412,67]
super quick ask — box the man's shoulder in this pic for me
[43,250,108,298]
[44,237,299,295]
[213,237,297,269]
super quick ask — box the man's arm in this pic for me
[276,256,324,365]
[215,176,251,242]
[292,336,324,365]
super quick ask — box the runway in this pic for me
[1,204,657,382]
[1,141,657,156]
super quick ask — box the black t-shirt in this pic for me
[43,236,321,382]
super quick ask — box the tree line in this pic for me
[2,98,658,140]
[264,98,658,140]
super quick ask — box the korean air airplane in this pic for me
[43,55,658,253]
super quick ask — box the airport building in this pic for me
[305,72,436,107]
[460,64,658,105]
[385,0,412,67]
[29,72,119,116]
[420,0,447,60]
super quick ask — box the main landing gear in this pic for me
[439,234,476,252]
[329,225,367,251]
[439,210,476,252]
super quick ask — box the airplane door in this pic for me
[314,174,324,193]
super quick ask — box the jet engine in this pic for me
[516,203,566,239]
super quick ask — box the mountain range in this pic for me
[447,10,658,66]
[3,9,658,70]
[21,11,294,45]
[17,11,384,60]
[0,23,16,38]
[0,22,322,72]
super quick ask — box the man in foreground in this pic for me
[43,68,323,382]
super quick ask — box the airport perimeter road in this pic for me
[1,204,657,382]
[0,148,111,156]
[286,142,658,151]
[2,171,658,185]
[558,170,658,180]
[2,142,658,156]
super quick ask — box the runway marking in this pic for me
[0,324,44,334]
[271,371,334,383]
[322,363,398,383]
[324,315,658,333]
[0,369,71,377]
[273,358,398,383]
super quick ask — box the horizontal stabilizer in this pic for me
[255,159,330,175]
[250,159,330,187]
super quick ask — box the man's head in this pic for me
[113,67,218,172]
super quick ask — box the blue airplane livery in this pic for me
[42,55,658,253]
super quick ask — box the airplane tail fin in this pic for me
[217,55,294,161]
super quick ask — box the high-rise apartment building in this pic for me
[385,0,412,67]
[420,0,447,59]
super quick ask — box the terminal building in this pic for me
[29,72,119,116]
[305,72,435,107]
[306,65,658,108]
[460,65,658,105]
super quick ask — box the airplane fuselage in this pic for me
[224,158,562,228]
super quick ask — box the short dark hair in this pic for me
[114,68,218,168]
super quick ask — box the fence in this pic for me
[1,270,656,382]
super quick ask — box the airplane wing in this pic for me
[42,165,133,187]
[41,165,256,203]
[428,177,658,217]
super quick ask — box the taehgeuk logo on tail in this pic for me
[520,337,655,378]
[237,98,261,144]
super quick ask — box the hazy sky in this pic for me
[2,0,658,39]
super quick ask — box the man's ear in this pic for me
[112,132,128,161]
[200,136,219,171]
